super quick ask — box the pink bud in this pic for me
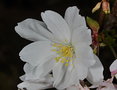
[102,1,110,14]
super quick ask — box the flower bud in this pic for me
[92,2,101,13]
[102,1,110,14]
[86,17,100,32]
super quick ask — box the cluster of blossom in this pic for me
[15,6,117,90]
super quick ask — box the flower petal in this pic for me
[53,61,88,89]
[41,11,71,42]
[72,27,92,45]
[87,55,104,85]
[95,79,117,90]
[20,73,54,84]
[52,63,65,88]
[19,41,55,66]
[110,59,117,76]
[74,61,88,80]
[66,86,79,90]
[23,58,55,81]
[64,6,86,31]
[18,72,54,90]
[17,80,52,90]
[15,19,53,41]
[53,62,78,89]
[67,85,90,90]
[75,44,96,67]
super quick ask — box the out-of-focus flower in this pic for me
[90,77,117,90]
[96,78,116,90]
[92,0,110,14]
[110,59,117,79]
[15,6,104,89]
[102,0,110,14]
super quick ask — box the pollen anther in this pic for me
[52,43,74,66]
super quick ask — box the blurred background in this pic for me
[0,0,117,90]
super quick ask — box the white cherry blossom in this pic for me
[15,6,104,90]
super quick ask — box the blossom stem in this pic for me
[109,45,117,59]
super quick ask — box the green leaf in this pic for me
[86,17,100,32]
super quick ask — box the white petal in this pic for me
[72,27,92,45]
[66,86,79,90]
[87,55,104,85]
[17,81,52,90]
[19,41,55,66]
[24,58,55,81]
[75,44,96,67]
[53,63,65,88]
[18,73,54,90]
[19,75,25,81]
[53,62,79,89]
[15,19,53,41]
[53,62,88,89]
[34,58,55,78]
[23,63,33,74]
[115,74,117,79]
[64,6,86,31]
[110,59,117,75]
[74,62,88,80]
[67,85,90,90]
[23,63,37,80]
[41,11,71,42]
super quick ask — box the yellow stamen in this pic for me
[65,63,69,66]
[52,43,74,66]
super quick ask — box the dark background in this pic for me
[0,0,116,90]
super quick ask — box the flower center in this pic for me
[52,43,74,66]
